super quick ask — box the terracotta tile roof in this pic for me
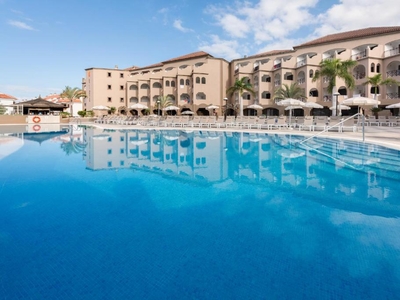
[0,93,17,100]
[162,51,211,63]
[44,94,81,103]
[294,26,400,48]
[130,51,212,72]
[245,49,294,59]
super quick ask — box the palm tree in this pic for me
[273,83,307,100]
[226,77,255,117]
[363,73,400,99]
[60,86,86,117]
[312,58,357,116]
[156,95,173,116]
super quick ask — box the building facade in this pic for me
[83,26,400,117]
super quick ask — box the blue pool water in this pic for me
[1,125,400,299]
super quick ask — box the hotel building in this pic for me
[83,26,400,116]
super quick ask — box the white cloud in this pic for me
[201,0,400,60]
[198,35,242,61]
[314,0,400,37]
[8,20,35,30]
[173,19,193,33]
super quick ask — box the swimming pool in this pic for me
[1,126,400,299]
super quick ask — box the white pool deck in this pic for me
[83,121,400,151]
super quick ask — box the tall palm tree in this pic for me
[60,86,86,117]
[226,77,255,117]
[363,73,400,99]
[273,83,307,100]
[312,58,357,116]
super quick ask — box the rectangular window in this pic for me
[107,161,112,167]
[107,85,112,90]
[107,97,112,102]
[120,136,124,142]
[107,149,112,154]
[120,98,124,102]
[107,137,112,142]
[120,85,124,90]
[120,148,124,154]
[120,161,125,166]
[120,73,124,78]
[107,72,111,77]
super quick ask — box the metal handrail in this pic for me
[299,113,365,144]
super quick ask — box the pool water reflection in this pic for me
[0,126,400,299]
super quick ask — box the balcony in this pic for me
[274,80,281,86]
[296,59,306,68]
[351,49,367,60]
[297,78,305,85]
[387,69,400,77]
[384,47,400,58]
[386,93,399,99]
[273,63,282,70]
[353,72,366,80]
[254,65,259,71]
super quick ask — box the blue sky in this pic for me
[1,0,399,100]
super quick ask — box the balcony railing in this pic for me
[273,63,282,69]
[254,65,259,71]
[353,72,366,80]
[297,78,306,84]
[351,49,367,60]
[296,59,306,68]
[323,76,330,83]
[323,95,332,102]
[274,80,281,86]
[384,47,400,58]
[387,69,400,77]
[386,93,399,99]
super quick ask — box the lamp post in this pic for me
[333,92,340,117]
[223,97,228,121]
[157,100,160,116]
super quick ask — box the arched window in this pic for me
[165,80,170,87]
[129,97,138,103]
[196,92,206,100]
[201,77,206,84]
[377,64,381,73]
[171,81,176,87]
[262,75,271,82]
[196,77,200,84]
[185,79,190,86]
[309,88,318,97]
[309,70,314,78]
[152,82,162,88]
[129,85,138,90]
[338,87,347,95]
[262,91,271,99]
[180,79,184,86]
[370,86,379,94]
[370,63,375,73]
[140,83,149,89]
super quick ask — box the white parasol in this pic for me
[163,105,180,111]
[386,102,400,109]
[130,103,148,109]
[277,99,305,127]
[247,104,263,110]
[92,105,110,110]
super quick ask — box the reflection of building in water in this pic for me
[82,127,398,204]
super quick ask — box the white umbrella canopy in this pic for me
[276,98,305,106]
[130,103,148,109]
[181,110,194,115]
[285,106,304,110]
[247,104,263,110]
[329,104,351,110]
[342,96,381,106]
[206,105,219,109]
[386,102,400,109]
[303,102,323,109]
[277,99,305,127]
[163,105,180,111]
[92,105,110,110]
